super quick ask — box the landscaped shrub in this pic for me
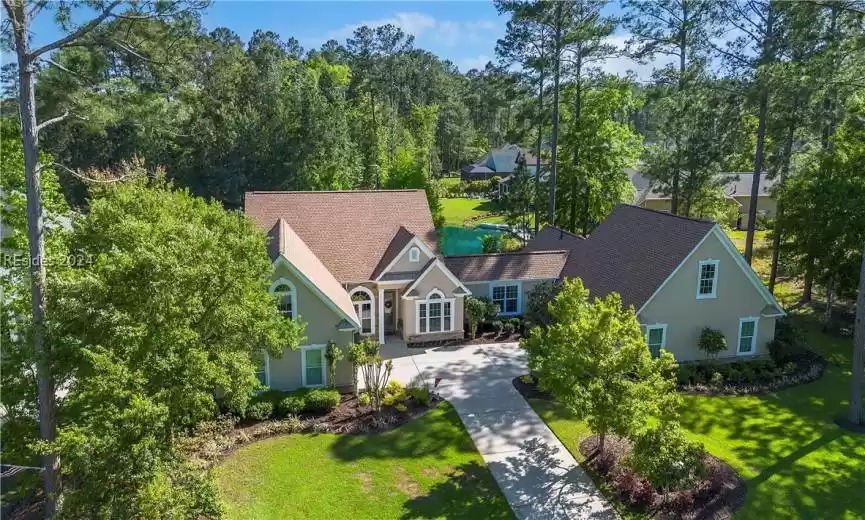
[524,280,563,328]
[628,422,707,491]
[508,317,522,331]
[358,392,371,406]
[383,380,407,406]
[394,403,408,413]
[279,395,306,416]
[246,401,274,421]
[710,371,724,386]
[491,320,504,335]
[503,321,515,335]
[465,296,498,338]
[698,327,727,360]
[407,386,431,407]
[304,388,340,412]
[519,374,535,385]
[676,364,697,385]
[782,361,797,374]
[769,317,807,364]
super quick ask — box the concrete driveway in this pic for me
[388,342,617,520]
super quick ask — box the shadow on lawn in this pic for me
[401,461,514,520]
[677,319,865,519]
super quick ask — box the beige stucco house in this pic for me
[629,170,777,230]
[246,190,784,392]
[527,205,785,362]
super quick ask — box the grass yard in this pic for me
[214,402,514,520]
[528,315,865,519]
[440,197,505,226]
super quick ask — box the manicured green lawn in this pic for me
[440,198,504,226]
[527,315,865,519]
[214,402,514,520]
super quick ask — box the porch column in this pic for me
[378,287,385,345]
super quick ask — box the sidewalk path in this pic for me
[388,343,617,520]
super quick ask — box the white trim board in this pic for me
[415,289,456,335]
[635,225,785,316]
[402,258,471,297]
[348,285,376,337]
[374,236,436,281]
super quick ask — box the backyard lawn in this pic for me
[527,314,865,519]
[440,197,505,226]
[214,402,514,520]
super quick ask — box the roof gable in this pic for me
[560,205,715,309]
[246,190,439,282]
[372,228,436,281]
[269,219,360,328]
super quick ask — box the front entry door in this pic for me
[383,290,396,334]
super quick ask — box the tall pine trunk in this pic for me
[535,64,545,234]
[744,4,775,265]
[9,3,59,513]
[547,2,562,225]
[850,241,865,425]
[769,99,798,294]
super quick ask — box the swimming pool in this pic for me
[438,225,504,256]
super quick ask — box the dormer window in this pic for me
[409,246,420,262]
[697,260,719,299]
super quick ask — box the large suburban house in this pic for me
[461,144,545,182]
[245,190,784,392]
[629,169,778,230]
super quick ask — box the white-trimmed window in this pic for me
[349,286,375,335]
[409,246,420,262]
[696,260,719,299]
[737,317,758,355]
[645,324,667,358]
[491,282,521,315]
[417,289,454,334]
[255,353,270,387]
[270,278,297,318]
[301,345,326,387]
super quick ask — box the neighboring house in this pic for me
[629,169,777,229]
[527,205,785,363]
[461,144,545,182]
[245,190,784,392]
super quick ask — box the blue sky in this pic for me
[11,1,668,77]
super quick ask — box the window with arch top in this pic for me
[349,286,375,335]
[270,278,297,319]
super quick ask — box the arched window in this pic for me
[349,286,375,335]
[409,246,420,262]
[270,278,297,319]
[417,288,453,334]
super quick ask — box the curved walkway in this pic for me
[388,342,616,520]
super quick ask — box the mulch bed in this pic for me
[296,393,435,434]
[678,354,827,396]
[511,375,551,400]
[579,435,746,520]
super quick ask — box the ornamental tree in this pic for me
[698,327,727,360]
[464,296,498,338]
[522,278,679,453]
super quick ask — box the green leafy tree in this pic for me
[13,166,304,517]
[464,296,498,338]
[698,327,727,360]
[627,421,707,491]
[353,338,393,412]
[501,155,534,232]
[522,278,679,452]
[325,341,344,389]
[557,78,642,234]
[524,280,563,328]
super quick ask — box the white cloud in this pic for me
[456,54,492,72]
[317,12,499,49]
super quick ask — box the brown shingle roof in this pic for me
[524,225,585,252]
[245,190,438,282]
[371,226,415,280]
[444,250,569,283]
[560,205,714,309]
[269,219,359,328]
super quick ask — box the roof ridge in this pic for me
[618,204,715,226]
[246,189,424,195]
[445,249,569,259]
[540,224,585,240]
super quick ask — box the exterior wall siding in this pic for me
[463,279,550,316]
[734,196,777,229]
[637,231,777,363]
[268,263,356,391]
[387,243,433,274]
